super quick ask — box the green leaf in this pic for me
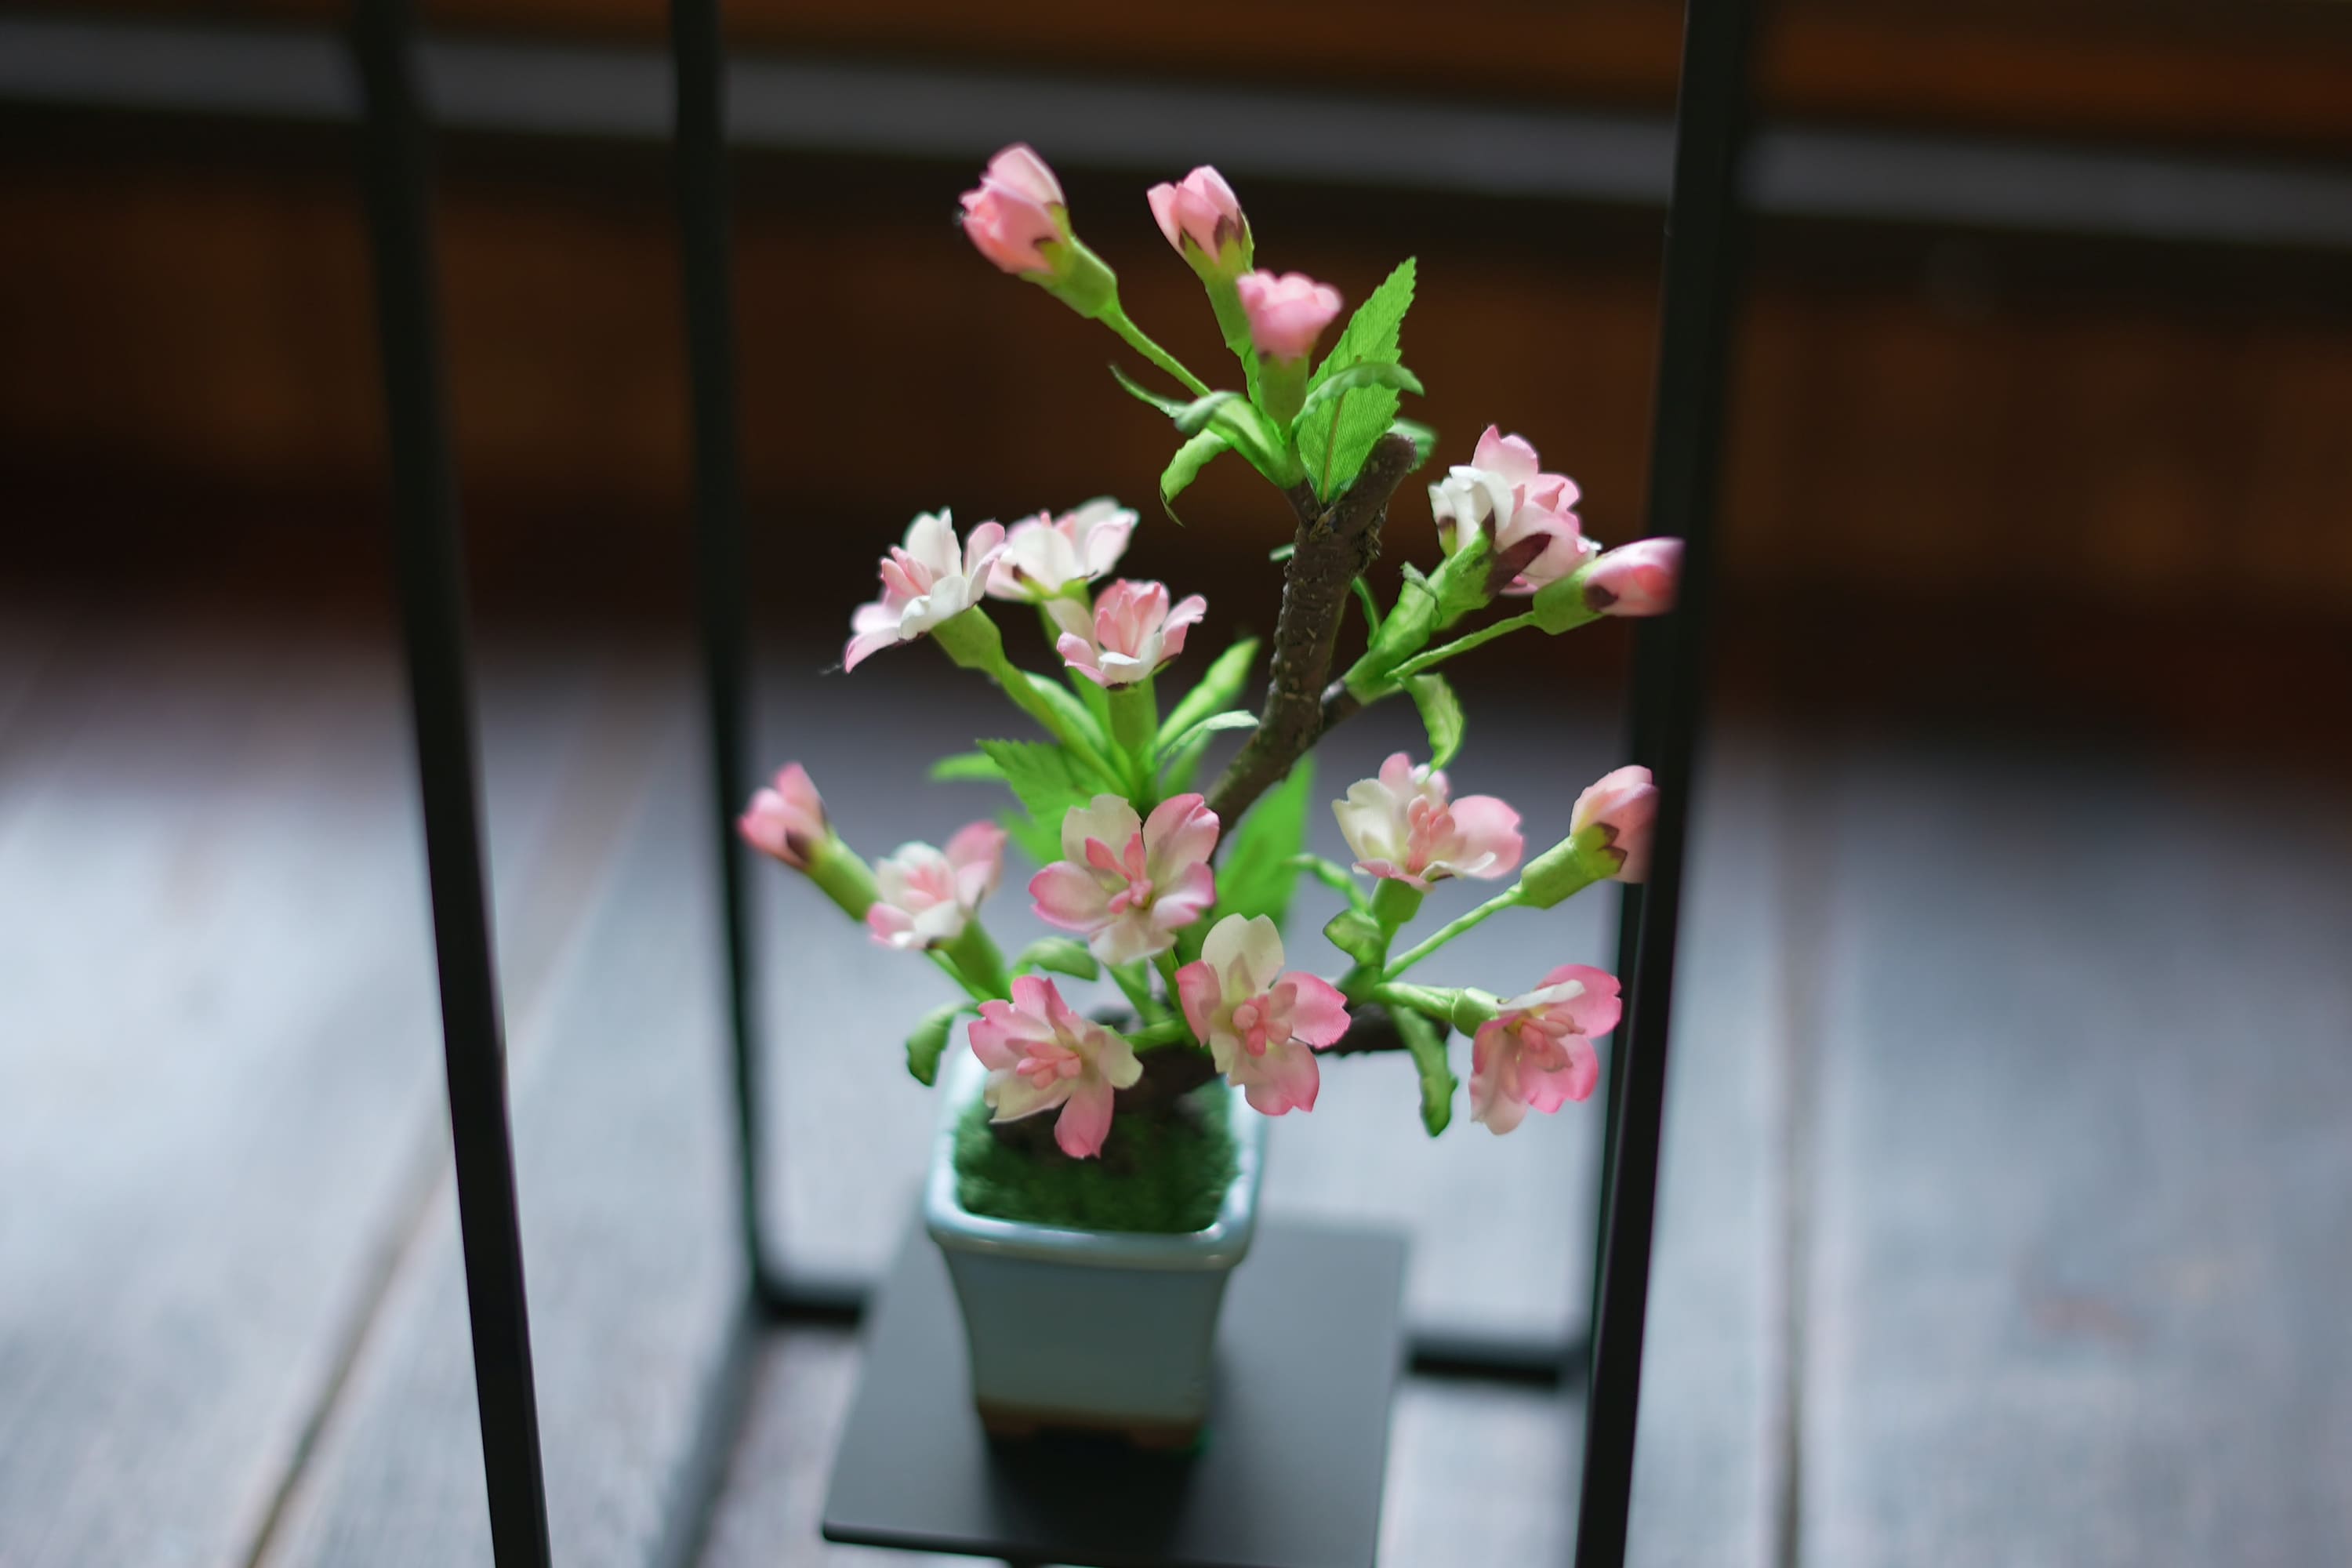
[1174,390,1246,437]
[1161,430,1229,519]
[1391,1004,1457,1135]
[1000,809,1060,868]
[1013,937,1100,981]
[1297,257,1417,500]
[1268,542,1296,562]
[1406,673,1465,768]
[978,739,1103,865]
[1291,361,1422,437]
[1109,361,1189,419]
[1324,907,1387,966]
[1114,368,1299,490]
[1157,709,1256,763]
[906,1000,968,1087]
[1212,759,1315,931]
[930,751,1004,782]
[1158,637,1259,750]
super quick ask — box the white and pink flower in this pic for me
[958,143,1065,276]
[844,510,1008,671]
[1581,537,1682,618]
[968,975,1143,1159]
[1469,965,1620,1134]
[1029,793,1219,964]
[1176,914,1350,1116]
[1334,753,1523,891]
[1428,426,1595,595]
[1570,765,1658,884]
[863,821,1007,951]
[986,499,1136,603]
[1048,579,1206,688]
[1234,270,1342,362]
[739,763,828,869]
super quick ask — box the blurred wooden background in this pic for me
[4,0,2350,738]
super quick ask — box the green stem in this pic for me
[1106,678,1158,794]
[1100,302,1212,398]
[1387,612,1541,683]
[1109,960,1163,1022]
[933,608,1121,781]
[942,921,1011,1000]
[1384,887,1525,980]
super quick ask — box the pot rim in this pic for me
[924,1046,1266,1272]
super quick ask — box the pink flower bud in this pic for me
[1234,270,1342,362]
[739,763,827,869]
[1147,165,1249,275]
[1427,425,1595,596]
[958,143,1065,276]
[1570,764,1658,884]
[1583,538,1682,618]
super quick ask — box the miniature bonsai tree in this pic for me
[742,146,1682,1186]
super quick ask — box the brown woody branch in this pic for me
[1204,432,1425,829]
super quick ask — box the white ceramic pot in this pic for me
[924,1047,1267,1446]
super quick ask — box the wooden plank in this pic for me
[1626,736,1792,1568]
[1801,741,2352,1567]
[260,738,743,1568]
[0,604,624,1568]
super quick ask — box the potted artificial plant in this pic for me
[741,147,1681,1446]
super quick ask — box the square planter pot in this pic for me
[924,1047,1267,1447]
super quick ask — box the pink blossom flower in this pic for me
[985,499,1136,603]
[1428,426,1595,595]
[1570,765,1658,884]
[863,821,1007,951]
[1234,270,1342,362]
[738,763,828,869]
[968,975,1143,1159]
[844,510,1008,670]
[958,143,1065,276]
[1334,753,1523,891]
[1147,165,1248,273]
[1581,538,1682,617]
[1029,793,1219,964]
[1470,965,1621,1134]
[1175,914,1350,1116]
[1047,579,1206,688]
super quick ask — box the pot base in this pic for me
[977,1399,1203,1452]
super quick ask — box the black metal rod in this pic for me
[349,3,554,1564]
[1572,0,1759,1563]
[667,0,767,1291]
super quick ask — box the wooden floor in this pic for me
[2,588,2347,1567]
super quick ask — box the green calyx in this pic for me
[1033,234,1119,320]
[1513,826,1613,909]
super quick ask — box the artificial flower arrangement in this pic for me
[742,144,1680,1439]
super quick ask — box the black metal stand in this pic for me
[348,2,554,1565]
[354,0,1753,1556]
[1573,1,1759,1563]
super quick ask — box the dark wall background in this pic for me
[5,0,2349,757]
